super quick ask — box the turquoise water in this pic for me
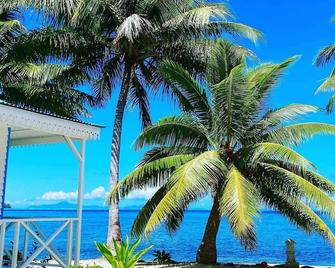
[3,209,335,265]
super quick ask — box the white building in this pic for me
[0,100,102,268]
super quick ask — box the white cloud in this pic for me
[127,188,157,200]
[39,186,107,201]
[40,190,77,201]
[35,186,157,203]
[84,186,107,199]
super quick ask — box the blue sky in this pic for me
[5,0,335,209]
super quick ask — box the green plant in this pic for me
[153,250,173,264]
[96,237,152,268]
[111,41,335,264]
[69,265,103,268]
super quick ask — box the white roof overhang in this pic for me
[0,102,102,147]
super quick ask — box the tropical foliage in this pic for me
[152,250,173,264]
[69,266,102,268]
[11,0,261,246]
[111,41,335,264]
[0,3,94,118]
[315,16,335,112]
[96,237,152,268]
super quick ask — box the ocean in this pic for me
[2,209,335,265]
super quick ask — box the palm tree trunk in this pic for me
[196,195,221,265]
[107,70,132,248]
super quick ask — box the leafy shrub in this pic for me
[96,237,152,268]
[153,250,173,264]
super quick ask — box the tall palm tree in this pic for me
[315,16,335,112]
[0,3,94,118]
[111,41,335,264]
[13,0,261,245]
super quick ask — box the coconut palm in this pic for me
[0,3,94,118]
[12,0,261,245]
[315,16,335,112]
[111,41,335,264]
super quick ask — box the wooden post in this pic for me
[75,140,86,265]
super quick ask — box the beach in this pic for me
[31,259,335,268]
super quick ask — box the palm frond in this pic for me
[268,123,335,145]
[315,44,335,66]
[303,170,335,194]
[259,104,319,126]
[163,4,231,30]
[115,14,154,43]
[137,147,173,167]
[217,22,261,44]
[220,165,260,249]
[158,60,211,123]
[108,154,194,202]
[129,74,152,129]
[0,62,70,85]
[0,19,24,35]
[2,83,93,118]
[260,187,315,232]
[250,142,316,171]
[298,201,335,247]
[93,56,123,103]
[137,146,199,166]
[143,151,226,237]
[261,161,335,195]
[20,0,79,23]
[247,56,298,100]
[316,67,335,93]
[134,115,209,150]
[131,185,169,237]
[207,39,255,84]
[212,63,248,143]
[262,163,335,219]
[260,183,334,244]
[326,94,335,113]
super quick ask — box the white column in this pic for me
[75,140,86,265]
[11,222,20,268]
[0,222,6,266]
[0,127,10,218]
[23,229,29,261]
[66,220,74,266]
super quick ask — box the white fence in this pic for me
[0,217,77,268]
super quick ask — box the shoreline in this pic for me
[78,259,335,268]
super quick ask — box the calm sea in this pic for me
[2,209,335,265]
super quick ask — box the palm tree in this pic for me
[13,0,261,245]
[315,16,335,112]
[0,3,94,118]
[111,41,335,264]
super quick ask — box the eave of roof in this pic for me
[0,100,104,129]
[0,100,103,142]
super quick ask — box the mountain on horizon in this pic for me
[28,201,106,210]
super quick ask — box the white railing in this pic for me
[0,217,77,268]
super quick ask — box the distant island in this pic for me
[27,201,106,210]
